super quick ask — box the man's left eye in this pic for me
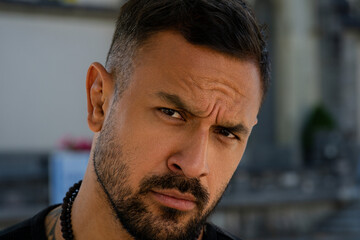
[159,108,183,120]
[217,128,238,140]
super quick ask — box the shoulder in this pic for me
[203,222,243,240]
[0,205,60,240]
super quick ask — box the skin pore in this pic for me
[45,31,262,240]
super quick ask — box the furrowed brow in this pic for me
[156,91,250,136]
[156,92,196,115]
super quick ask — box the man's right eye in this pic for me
[159,108,184,120]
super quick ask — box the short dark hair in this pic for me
[106,0,270,102]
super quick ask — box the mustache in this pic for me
[138,173,210,209]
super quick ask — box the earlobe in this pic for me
[86,62,113,132]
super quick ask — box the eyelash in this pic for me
[158,108,240,141]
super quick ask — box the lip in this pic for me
[150,190,196,211]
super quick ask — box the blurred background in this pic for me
[0,0,360,239]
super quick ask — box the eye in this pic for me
[217,128,239,140]
[159,108,184,120]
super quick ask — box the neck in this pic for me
[72,163,135,240]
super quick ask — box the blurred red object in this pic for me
[58,136,92,151]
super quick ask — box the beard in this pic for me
[92,108,227,240]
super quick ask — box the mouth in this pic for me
[150,189,197,211]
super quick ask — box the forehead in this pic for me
[130,31,262,126]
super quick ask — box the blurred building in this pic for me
[243,0,360,170]
[0,0,360,239]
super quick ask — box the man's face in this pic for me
[93,31,262,240]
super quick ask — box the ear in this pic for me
[86,62,114,132]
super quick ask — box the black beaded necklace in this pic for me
[60,180,82,240]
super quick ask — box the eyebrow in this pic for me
[156,91,190,113]
[155,91,250,136]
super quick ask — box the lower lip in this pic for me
[150,191,196,211]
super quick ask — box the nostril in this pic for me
[173,164,181,170]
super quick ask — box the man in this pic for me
[0,0,269,239]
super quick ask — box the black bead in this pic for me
[60,180,82,240]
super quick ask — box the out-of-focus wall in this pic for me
[0,10,115,151]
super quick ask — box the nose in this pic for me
[167,130,210,178]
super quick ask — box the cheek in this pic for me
[116,117,175,176]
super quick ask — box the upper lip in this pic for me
[152,189,196,202]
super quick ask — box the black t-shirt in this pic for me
[0,205,59,240]
[0,206,241,240]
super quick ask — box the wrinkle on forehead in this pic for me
[176,71,250,119]
[187,74,247,101]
